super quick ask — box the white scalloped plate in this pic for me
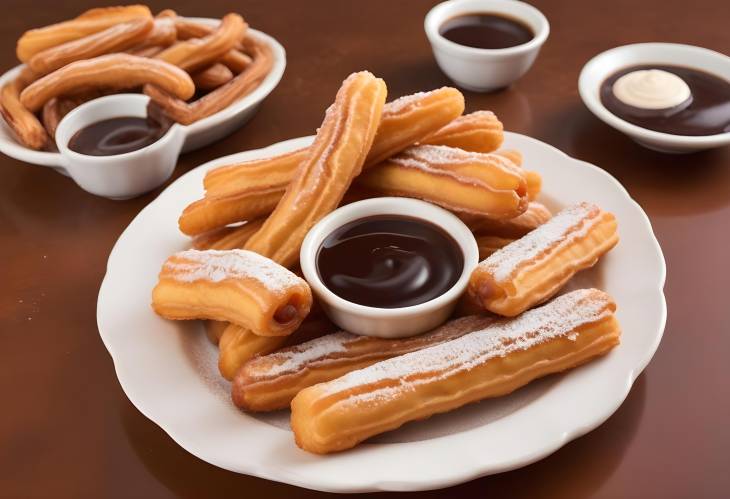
[0,20,286,174]
[97,132,666,492]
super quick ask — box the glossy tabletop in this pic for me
[1,1,728,497]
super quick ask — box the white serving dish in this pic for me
[0,21,286,175]
[97,132,666,492]
[579,43,730,153]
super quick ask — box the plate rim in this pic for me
[97,132,667,492]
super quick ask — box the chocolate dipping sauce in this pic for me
[600,65,730,136]
[439,13,534,49]
[67,116,170,156]
[317,215,464,309]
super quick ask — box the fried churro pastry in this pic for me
[155,13,246,73]
[525,170,542,201]
[144,34,272,125]
[179,88,464,235]
[243,71,387,267]
[134,17,177,49]
[233,315,495,412]
[477,235,515,259]
[16,5,152,62]
[494,148,522,166]
[20,54,194,113]
[191,219,264,250]
[421,110,504,152]
[218,315,338,380]
[28,17,154,75]
[41,96,87,139]
[358,145,528,219]
[220,50,252,73]
[192,63,234,91]
[151,249,312,337]
[204,319,228,346]
[291,289,621,454]
[465,201,552,238]
[0,77,49,150]
[469,203,618,317]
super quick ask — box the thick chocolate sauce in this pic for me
[317,215,464,309]
[68,116,169,156]
[439,13,534,50]
[600,65,730,136]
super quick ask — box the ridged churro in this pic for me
[16,5,152,62]
[192,63,234,91]
[233,315,495,412]
[191,219,265,250]
[358,145,528,219]
[28,17,154,74]
[291,289,621,454]
[243,71,387,267]
[151,249,312,337]
[20,53,195,113]
[0,77,49,150]
[469,203,618,316]
[421,110,504,152]
[465,201,552,238]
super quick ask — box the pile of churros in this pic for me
[151,70,621,454]
[0,5,273,150]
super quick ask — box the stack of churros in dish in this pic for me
[0,5,273,150]
[151,69,621,454]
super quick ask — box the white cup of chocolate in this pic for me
[55,93,185,199]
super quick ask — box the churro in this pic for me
[243,71,387,267]
[20,53,195,113]
[465,201,552,238]
[192,63,234,91]
[151,249,312,337]
[358,145,528,219]
[469,203,618,316]
[0,77,49,150]
[28,17,154,74]
[291,289,621,454]
[476,235,515,259]
[155,13,246,73]
[16,5,152,62]
[421,110,504,152]
[233,315,495,412]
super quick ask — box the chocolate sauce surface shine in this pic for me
[68,116,169,156]
[317,215,464,308]
[600,65,730,136]
[439,12,534,50]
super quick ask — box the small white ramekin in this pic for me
[579,43,730,153]
[55,94,185,200]
[300,197,479,339]
[424,0,549,92]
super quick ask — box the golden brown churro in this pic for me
[468,203,618,317]
[20,53,195,113]
[191,63,234,91]
[0,77,49,150]
[358,145,529,219]
[151,249,313,337]
[243,71,387,267]
[190,219,265,250]
[155,13,246,73]
[28,17,154,74]
[291,289,621,454]
[16,5,152,62]
[465,201,552,238]
[421,110,504,152]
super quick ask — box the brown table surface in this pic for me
[2,0,729,497]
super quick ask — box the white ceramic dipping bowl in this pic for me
[300,197,479,339]
[425,0,549,92]
[55,94,185,200]
[579,43,730,153]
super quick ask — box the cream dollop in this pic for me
[612,69,691,110]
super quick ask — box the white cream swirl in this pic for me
[612,69,691,110]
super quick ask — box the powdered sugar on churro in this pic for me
[384,89,439,114]
[481,202,601,282]
[323,289,612,405]
[165,249,303,292]
[260,332,355,377]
